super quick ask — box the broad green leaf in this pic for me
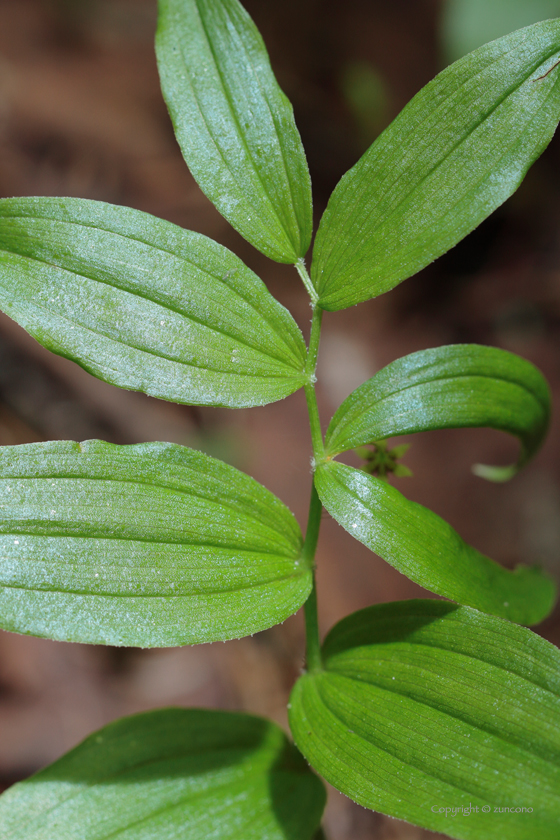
[311,20,560,310]
[0,439,310,646]
[156,0,312,263]
[0,197,307,408]
[443,0,560,62]
[325,344,551,482]
[289,600,560,840]
[0,707,326,840]
[314,460,555,624]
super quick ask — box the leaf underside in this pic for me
[0,440,310,646]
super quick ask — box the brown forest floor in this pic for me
[0,2,560,838]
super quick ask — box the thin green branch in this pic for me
[303,573,321,673]
[305,385,324,462]
[302,482,322,568]
[306,303,323,376]
[305,305,325,461]
[296,258,319,304]
[301,304,325,674]
[302,485,323,673]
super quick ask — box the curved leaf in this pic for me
[312,20,560,310]
[0,197,307,408]
[0,439,310,646]
[156,0,312,263]
[289,600,560,840]
[325,344,551,481]
[314,460,555,624]
[0,708,326,840]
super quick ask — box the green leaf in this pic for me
[0,197,307,408]
[311,20,560,310]
[0,707,326,840]
[0,439,310,646]
[156,0,312,264]
[314,460,555,625]
[289,600,560,840]
[325,344,550,481]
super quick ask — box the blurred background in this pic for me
[1,1,560,837]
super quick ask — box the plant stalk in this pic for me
[302,484,322,673]
[305,304,324,461]
[296,258,319,304]
[302,302,325,673]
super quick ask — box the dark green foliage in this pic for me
[0,708,326,839]
[289,601,560,840]
[0,2,559,838]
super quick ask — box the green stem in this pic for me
[302,485,322,673]
[305,305,324,461]
[296,258,319,304]
[301,303,325,673]
[306,303,323,376]
[302,482,322,567]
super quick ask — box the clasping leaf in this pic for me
[289,600,560,840]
